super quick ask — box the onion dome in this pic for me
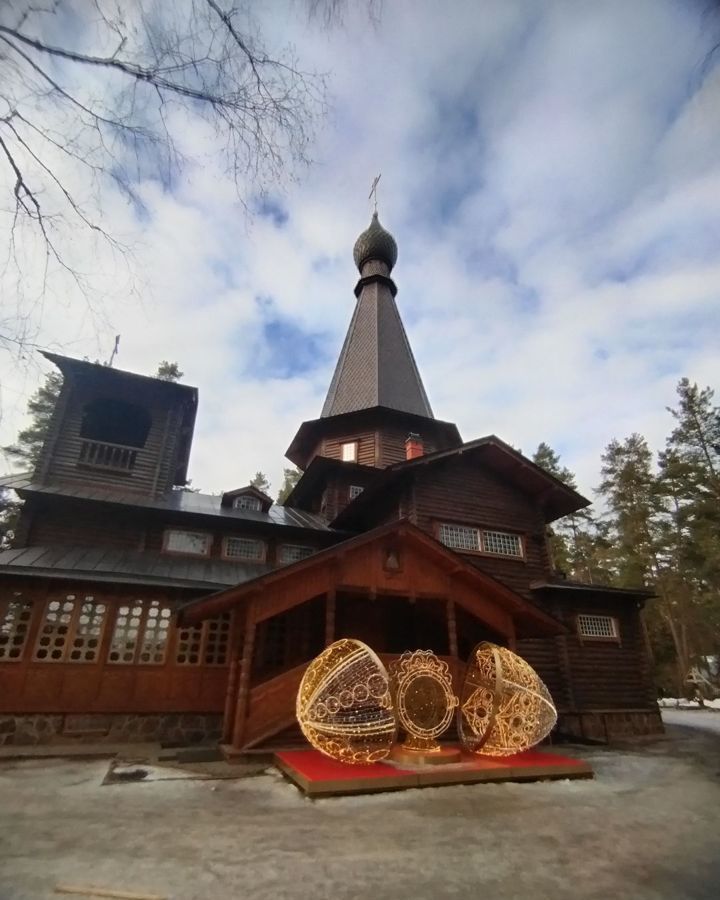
[353,212,398,273]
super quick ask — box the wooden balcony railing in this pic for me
[78,439,138,473]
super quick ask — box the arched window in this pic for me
[80,398,152,448]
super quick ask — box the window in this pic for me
[0,593,34,661]
[577,614,619,640]
[176,613,231,666]
[34,594,107,663]
[349,485,364,500]
[107,599,173,664]
[80,398,152,448]
[341,441,358,462]
[223,536,265,561]
[164,530,211,557]
[438,523,524,558]
[233,495,262,511]
[438,523,481,552]
[278,544,315,564]
[482,530,523,558]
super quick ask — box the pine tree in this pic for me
[156,362,184,382]
[2,371,63,470]
[532,442,601,582]
[277,467,302,504]
[250,472,271,495]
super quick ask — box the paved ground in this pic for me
[1,713,719,900]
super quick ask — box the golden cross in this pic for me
[368,173,381,213]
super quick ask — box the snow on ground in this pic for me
[1,722,719,900]
[658,697,720,709]
[661,707,720,735]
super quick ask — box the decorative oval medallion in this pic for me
[296,639,397,764]
[459,642,557,756]
[389,650,458,752]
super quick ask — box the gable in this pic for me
[178,522,563,638]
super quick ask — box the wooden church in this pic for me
[0,214,662,750]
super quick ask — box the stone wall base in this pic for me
[557,708,664,743]
[0,713,222,747]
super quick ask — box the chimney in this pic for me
[405,432,424,460]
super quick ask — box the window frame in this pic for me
[33,593,109,664]
[0,592,35,663]
[106,598,174,665]
[232,495,263,512]
[340,440,358,463]
[222,535,267,562]
[278,544,315,565]
[435,521,526,561]
[576,614,620,643]
[162,529,213,558]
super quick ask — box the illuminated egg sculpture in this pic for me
[389,650,458,752]
[296,639,397,764]
[458,642,557,756]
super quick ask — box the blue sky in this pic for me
[1,0,719,500]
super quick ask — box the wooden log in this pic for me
[55,884,166,900]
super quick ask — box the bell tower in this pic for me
[285,213,461,472]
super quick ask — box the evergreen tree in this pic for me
[250,471,271,495]
[156,361,184,382]
[532,442,602,582]
[277,467,302,504]
[2,371,63,470]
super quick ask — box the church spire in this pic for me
[321,214,434,419]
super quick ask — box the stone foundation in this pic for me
[0,713,222,747]
[557,708,664,743]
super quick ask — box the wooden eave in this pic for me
[285,406,462,469]
[332,435,590,527]
[282,456,378,509]
[177,520,564,638]
[530,580,655,601]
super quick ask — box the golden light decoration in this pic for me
[389,650,458,752]
[296,639,397,764]
[458,642,557,757]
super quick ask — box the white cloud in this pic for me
[1,0,719,504]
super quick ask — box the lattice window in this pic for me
[438,523,481,552]
[34,595,107,663]
[223,536,265,561]
[278,544,315,564]
[577,614,619,639]
[482,530,523,558]
[107,598,173,664]
[0,593,34,661]
[176,623,203,665]
[205,613,231,665]
[176,613,231,666]
[349,485,364,500]
[341,441,358,462]
[164,529,211,556]
[233,495,262,511]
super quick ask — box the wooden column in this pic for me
[446,600,458,658]
[506,619,517,652]
[325,590,336,646]
[221,610,242,744]
[231,611,256,749]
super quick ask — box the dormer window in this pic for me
[233,495,262,511]
[341,441,358,462]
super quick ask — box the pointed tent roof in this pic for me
[320,214,434,419]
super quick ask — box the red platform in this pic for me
[274,746,593,796]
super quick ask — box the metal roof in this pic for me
[0,473,333,532]
[0,544,274,590]
[321,275,434,419]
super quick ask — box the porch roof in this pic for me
[178,520,565,638]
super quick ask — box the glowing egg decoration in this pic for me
[459,642,557,756]
[296,639,397,764]
[389,650,458,752]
